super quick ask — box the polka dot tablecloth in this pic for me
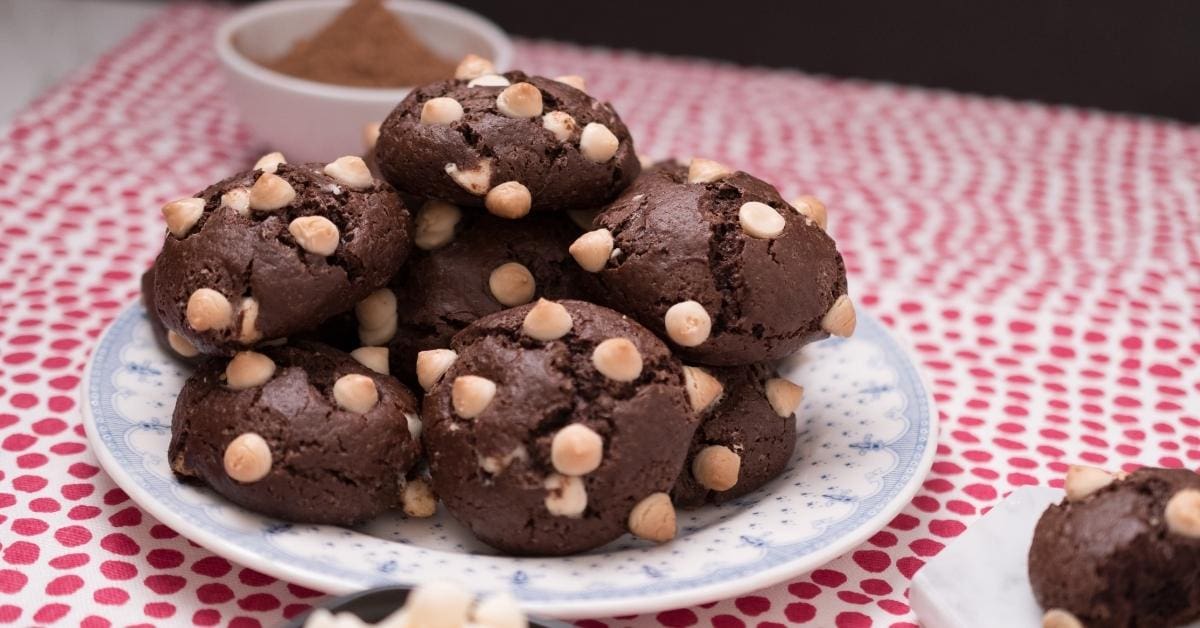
[1,6,1198,627]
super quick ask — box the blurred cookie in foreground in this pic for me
[169,341,422,526]
[376,57,640,214]
[582,159,852,366]
[672,364,799,508]
[153,154,412,355]
[1029,465,1200,628]
[420,300,696,555]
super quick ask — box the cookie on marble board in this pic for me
[168,341,423,526]
[1029,466,1200,628]
[153,154,412,355]
[375,56,640,216]
[577,159,853,365]
[671,363,800,508]
[352,205,598,387]
[419,299,696,555]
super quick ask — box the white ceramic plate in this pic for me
[82,303,937,619]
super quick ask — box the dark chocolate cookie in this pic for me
[141,266,202,364]
[419,299,696,555]
[579,159,853,365]
[168,341,423,526]
[672,364,800,508]
[375,63,640,216]
[153,155,412,355]
[352,205,597,387]
[1029,466,1200,628]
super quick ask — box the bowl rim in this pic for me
[213,0,514,103]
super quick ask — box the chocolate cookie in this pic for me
[153,154,412,355]
[419,299,696,555]
[375,57,640,216]
[169,341,423,526]
[141,266,201,364]
[672,364,800,508]
[353,205,597,387]
[1029,466,1200,628]
[578,159,854,365]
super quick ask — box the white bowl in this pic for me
[215,0,512,163]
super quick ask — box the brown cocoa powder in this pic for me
[261,0,456,88]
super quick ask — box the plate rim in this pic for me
[81,303,939,619]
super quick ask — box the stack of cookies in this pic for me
[149,55,854,556]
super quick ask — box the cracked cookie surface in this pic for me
[168,341,421,526]
[376,71,640,211]
[153,162,412,355]
[421,300,695,555]
[589,161,850,365]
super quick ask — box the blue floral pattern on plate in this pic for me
[82,304,937,619]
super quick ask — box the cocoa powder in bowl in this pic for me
[259,0,456,88]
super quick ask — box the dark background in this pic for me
[451,0,1200,123]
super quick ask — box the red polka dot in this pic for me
[852,550,891,573]
[48,553,89,569]
[734,596,771,616]
[788,582,820,599]
[239,568,277,586]
[879,600,911,615]
[2,540,39,565]
[2,433,35,451]
[11,517,49,535]
[108,506,142,527]
[861,579,893,595]
[897,556,925,579]
[193,609,222,626]
[812,569,847,587]
[81,616,112,628]
[0,569,28,594]
[68,505,100,520]
[147,548,185,569]
[712,615,746,628]
[33,603,70,623]
[192,555,233,577]
[100,532,139,555]
[100,560,138,580]
[238,593,281,612]
[45,574,84,595]
[656,608,698,627]
[835,611,873,628]
[785,602,817,623]
[144,602,176,619]
[197,582,235,604]
[95,586,131,605]
[282,604,312,620]
[144,574,187,595]
[228,618,262,628]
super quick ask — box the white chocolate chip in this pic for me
[472,592,526,628]
[166,330,199,358]
[224,433,272,483]
[554,75,586,92]
[579,122,619,163]
[566,208,599,230]
[821,294,857,337]
[350,346,389,375]
[682,366,723,412]
[355,289,397,332]
[792,195,828,230]
[161,197,205,237]
[765,377,804,418]
[738,201,786,239]
[592,337,642,382]
[288,215,340,256]
[362,122,381,151]
[358,320,396,347]
[416,349,458,391]
[693,445,741,492]
[522,298,573,341]
[451,375,496,419]
[628,492,676,542]
[253,151,286,174]
[333,373,379,414]
[479,445,528,474]
[543,473,587,517]
[687,157,732,184]
[401,479,437,518]
[421,97,464,125]
[484,181,532,219]
[488,262,536,306]
[186,288,232,331]
[414,200,462,250]
[248,172,296,211]
[664,300,711,347]
[496,82,543,118]
[1064,464,1117,502]
[405,581,472,628]
[568,228,614,272]
[405,412,423,440]
[225,351,276,390]
[238,297,262,344]
[323,156,373,190]
[1042,609,1084,628]
[551,424,604,476]
[454,54,494,80]
[1164,488,1200,538]
[220,188,250,216]
[444,159,493,195]
[468,74,510,87]
[541,111,578,142]
[638,154,655,169]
